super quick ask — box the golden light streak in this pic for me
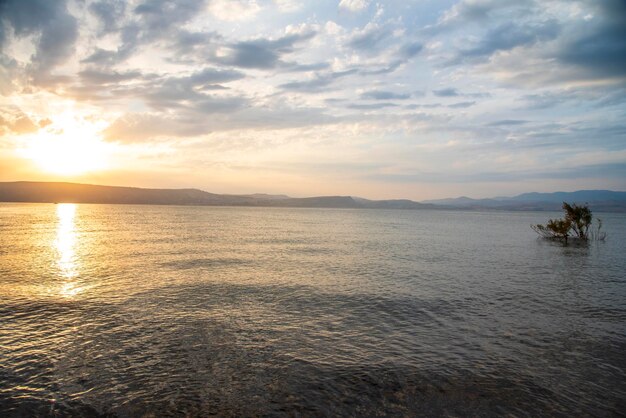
[54,204,85,298]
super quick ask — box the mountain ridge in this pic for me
[1,181,625,212]
[423,190,626,212]
[0,181,432,210]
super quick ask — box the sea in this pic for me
[1,203,625,417]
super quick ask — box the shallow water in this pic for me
[1,203,625,417]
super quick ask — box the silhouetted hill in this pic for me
[0,181,433,210]
[423,190,626,212]
[0,181,256,206]
[3,182,624,212]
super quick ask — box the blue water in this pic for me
[1,203,625,416]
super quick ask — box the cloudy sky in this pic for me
[0,0,625,199]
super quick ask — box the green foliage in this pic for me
[531,202,605,242]
[562,202,592,239]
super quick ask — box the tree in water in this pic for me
[531,202,605,242]
[562,202,592,239]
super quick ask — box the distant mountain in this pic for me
[0,181,256,206]
[423,190,626,212]
[353,197,431,210]
[508,190,626,203]
[239,193,291,200]
[0,181,434,210]
[3,182,624,212]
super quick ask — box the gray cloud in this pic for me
[487,120,528,126]
[348,24,392,51]
[359,42,423,75]
[139,68,246,110]
[82,0,207,67]
[399,42,424,60]
[214,31,317,69]
[360,90,411,100]
[0,0,77,83]
[78,69,144,85]
[169,30,222,61]
[88,0,126,35]
[437,0,626,85]
[433,88,459,97]
[453,20,560,63]
[279,69,358,92]
[442,0,536,24]
[404,103,442,110]
[448,101,475,108]
[281,62,331,72]
[347,103,398,110]
[557,18,626,80]
[133,0,206,35]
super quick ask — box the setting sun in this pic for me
[20,115,111,176]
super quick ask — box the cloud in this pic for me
[439,0,535,25]
[167,30,222,64]
[339,0,369,13]
[0,107,38,136]
[0,55,20,95]
[104,114,199,142]
[104,104,337,143]
[399,42,424,59]
[214,31,317,69]
[448,101,475,108]
[358,42,423,75]
[38,118,52,128]
[137,68,247,110]
[487,120,528,126]
[88,0,126,34]
[279,69,357,92]
[347,103,398,110]
[556,14,626,80]
[133,0,205,31]
[82,0,207,67]
[435,0,626,86]
[78,69,144,85]
[209,0,261,21]
[274,0,302,13]
[282,62,331,72]
[360,90,411,100]
[348,23,392,52]
[433,88,459,97]
[451,20,560,64]
[0,0,78,83]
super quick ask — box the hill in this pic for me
[0,181,433,210]
[423,190,626,212]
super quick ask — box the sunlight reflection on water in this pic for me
[54,204,84,297]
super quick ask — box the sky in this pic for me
[0,0,625,200]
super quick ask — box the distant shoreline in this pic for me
[1,181,625,212]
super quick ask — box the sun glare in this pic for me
[21,114,111,176]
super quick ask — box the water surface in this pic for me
[1,204,625,416]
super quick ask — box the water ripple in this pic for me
[1,204,625,417]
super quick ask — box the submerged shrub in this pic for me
[531,202,605,242]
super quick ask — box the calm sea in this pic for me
[1,203,625,417]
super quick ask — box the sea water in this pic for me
[1,203,625,416]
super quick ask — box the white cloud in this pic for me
[274,0,302,13]
[338,0,369,13]
[209,0,262,21]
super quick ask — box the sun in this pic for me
[20,115,111,176]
